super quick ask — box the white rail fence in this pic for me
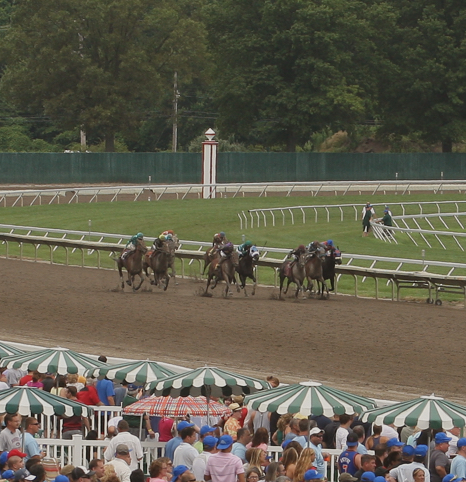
[240,200,466,229]
[1,180,466,207]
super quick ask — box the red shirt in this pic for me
[76,385,100,405]
[19,375,33,386]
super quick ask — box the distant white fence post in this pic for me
[202,129,218,199]
[72,434,84,466]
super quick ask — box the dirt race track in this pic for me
[1,257,464,405]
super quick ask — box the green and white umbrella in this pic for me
[0,342,25,358]
[0,386,93,417]
[244,381,376,417]
[148,366,270,397]
[360,394,466,430]
[0,347,107,375]
[85,359,176,384]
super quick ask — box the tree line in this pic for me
[0,0,465,153]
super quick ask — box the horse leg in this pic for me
[251,275,257,296]
[117,262,125,290]
[163,274,170,291]
[329,276,335,291]
[134,272,145,291]
[320,279,329,299]
[126,271,132,286]
[234,274,241,293]
[279,275,284,300]
[284,278,291,295]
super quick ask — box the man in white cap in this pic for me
[104,444,131,482]
[223,404,243,442]
[103,420,143,470]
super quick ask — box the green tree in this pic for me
[205,0,382,151]
[0,0,207,151]
[375,0,466,152]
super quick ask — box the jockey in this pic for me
[152,234,166,250]
[217,240,234,268]
[307,240,326,257]
[320,239,334,254]
[210,231,228,257]
[289,244,306,264]
[237,240,253,258]
[161,230,174,236]
[122,232,144,259]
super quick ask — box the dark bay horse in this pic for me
[143,243,171,290]
[236,247,260,296]
[116,241,148,291]
[166,234,180,282]
[305,252,328,299]
[320,246,342,292]
[278,252,307,299]
[205,252,240,297]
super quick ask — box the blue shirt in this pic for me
[231,442,247,463]
[309,441,325,477]
[96,378,115,405]
[24,432,41,461]
[451,454,466,479]
[165,436,182,461]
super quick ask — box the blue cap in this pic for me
[171,466,188,482]
[282,439,292,449]
[458,438,466,448]
[200,425,216,436]
[443,476,459,482]
[177,421,194,432]
[217,434,234,449]
[304,470,322,480]
[361,473,376,482]
[402,445,415,456]
[127,384,141,391]
[3,471,15,480]
[203,436,218,448]
[386,438,404,447]
[327,240,333,246]
[414,445,428,457]
[435,433,452,444]
[374,477,387,482]
[0,452,9,465]
[53,477,70,482]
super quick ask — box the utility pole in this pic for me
[172,71,180,152]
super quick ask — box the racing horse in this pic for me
[278,252,307,299]
[236,246,260,296]
[205,251,240,297]
[116,241,148,291]
[319,246,342,293]
[166,234,180,281]
[304,251,328,299]
[143,242,171,290]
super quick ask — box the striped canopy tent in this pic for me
[360,394,466,430]
[148,366,270,397]
[0,347,107,375]
[85,360,176,384]
[0,342,25,359]
[244,381,376,417]
[0,386,93,417]
[149,366,269,422]
[123,395,232,417]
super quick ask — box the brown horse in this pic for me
[166,234,180,282]
[236,247,260,296]
[116,241,148,291]
[143,243,171,290]
[305,252,328,299]
[278,252,307,299]
[205,252,240,297]
[203,246,217,273]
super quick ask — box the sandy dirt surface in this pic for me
[0,257,463,404]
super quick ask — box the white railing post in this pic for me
[72,434,84,467]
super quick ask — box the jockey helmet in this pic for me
[166,234,173,240]
[327,239,333,246]
[298,244,305,251]
[244,240,252,247]
[220,231,225,237]
[168,230,174,235]
[137,232,144,239]
[159,235,166,241]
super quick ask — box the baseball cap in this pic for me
[361,472,376,482]
[374,477,387,482]
[59,465,75,476]
[70,467,95,480]
[177,421,194,432]
[200,425,216,436]
[304,470,322,480]
[386,438,404,447]
[127,384,141,392]
[435,433,452,444]
[115,444,131,455]
[171,466,188,482]
[8,450,27,459]
[414,445,428,457]
[339,474,358,482]
[458,438,466,448]
[53,477,70,482]
[282,439,292,449]
[13,470,35,481]
[346,433,359,447]
[203,436,218,448]
[375,468,389,477]
[293,413,308,420]
[217,434,234,449]
[309,427,324,436]
[2,471,15,480]
[229,403,242,412]
[443,476,463,482]
[0,452,9,465]
[402,445,415,456]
